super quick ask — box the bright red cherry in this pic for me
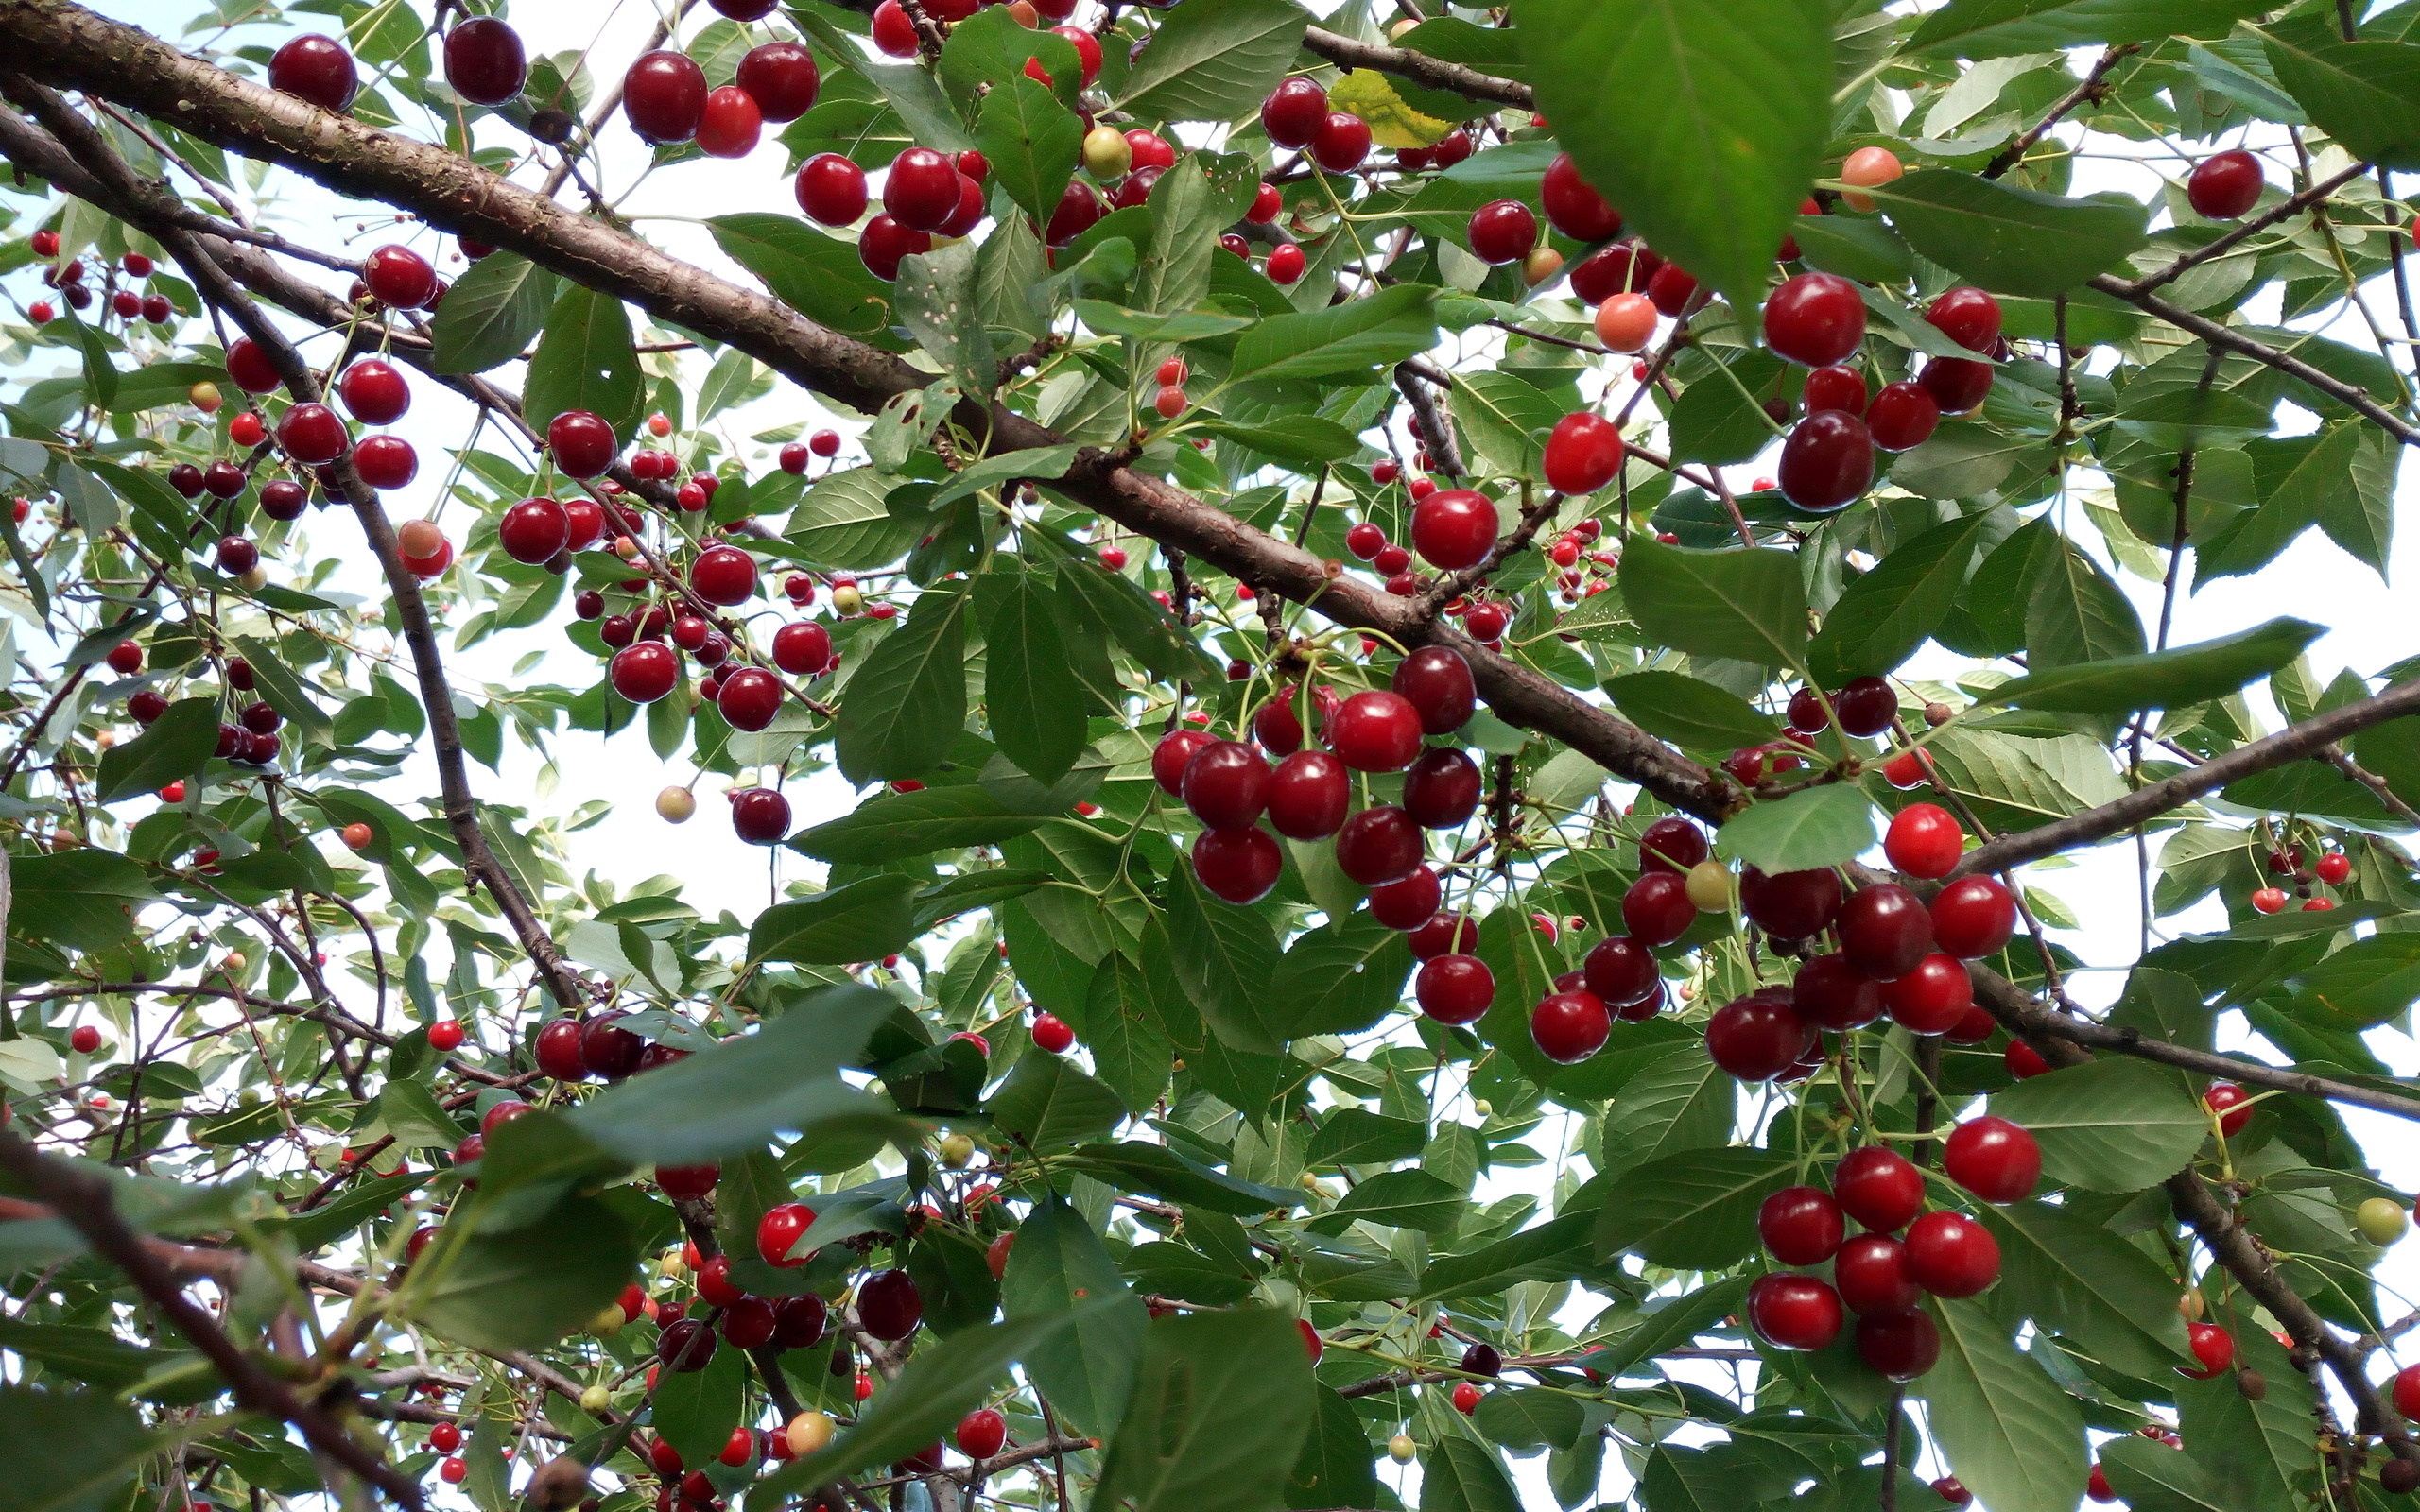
[1840,884,1934,982]
[1903,1211,1998,1297]
[1943,1116,2040,1203]
[269,34,358,112]
[1328,691,1423,772]
[1804,365,1868,416]
[363,243,438,310]
[1540,152,1621,241]
[337,359,410,424]
[1931,876,2015,959]
[1582,936,1659,1009]
[1267,749,1349,840]
[1882,954,1974,1035]
[2394,1363,2420,1420]
[1531,990,1610,1063]
[757,1200,816,1267]
[1834,1233,1920,1314]
[870,0,918,55]
[2180,1322,2236,1379]
[1266,242,1306,284]
[1763,272,1865,367]
[886,147,962,232]
[691,543,757,605]
[1310,112,1373,173]
[1260,78,1328,150]
[1646,264,1701,318]
[535,1018,588,1080]
[278,403,348,466]
[771,621,834,677]
[2251,886,2289,914]
[1926,287,2001,354]
[860,215,932,280]
[69,1024,102,1055]
[797,153,870,226]
[1183,740,1270,830]
[957,1408,1007,1461]
[1543,412,1623,496]
[2317,851,2353,885]
[1336,806,1424,886]
[1621,870,1696,946]
[1151,729,1216,796]
[1792,953,1882,1031]
[732,787,791,844]
[1856,1307,1940,1382]
[2005,1040,2049,1079]
[1193,828,1282,903]
[1467,199,1538,265]
[2203,1081,2253,1136]
[226,338,281,395]
[696,86,763,159]
[1777,410,1874,514]
[625,51,708,144]
[1920,355,1994,414]
[1368,866,1442,929]
[1746,1273,1843,1351]
[1704,989,1814,1081]
[1031,1013,1076,1054]
[1834,1145,1924,1232]
[718,668,783,731]
[1124,129,1177,172]
[1402,747,1481,830]
[2188,149,2264,219]
[1758,1186,1846,1264]
[1636,817,1708,874]
[737,42,820,122]
[610,643,679,704]
[499,498,569,564]
[1048,25,1104,87]
[1416,954,1495,1025]
[562,498,604,551]
[548,410,616,478]
[1409,914,1478,961]
[1411,489,1498,570]
[1866,381,1941,452]
[1046,180,1107,246]
[1392,646,1475,733]
[229,411,268,449]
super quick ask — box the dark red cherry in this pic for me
[353,435,416,490]
[1792,952,1882,1030]
[1739,866,1841,940]
[548,410,616,478]
[168,463,205,498]
[1151,729,1215,796]
[1746,1272,1843,1351]
[337,358,410,424]
[1777,410,1874,514]
[658,1318,718,1372]
[1835,1232,1920,1314]
[259,480,307,521]
[1568,242,1662,304]
[1402,747,1481,829]
[1252,689,1304,755]
[737,42,820,122]
[1856,1307,1940,1382]
[857,1269,922,1340]
[719,669,783,731]
[1260,78,1328,149]
[1368,865,1441,929]
[691,543,757,605]
[656,1162,719,1201]
[1904,1211,1998,1297]
[1267,749,1349,840]
[625,51,709,144]
[1467,199,1538,265]
[796,153,870,226]
[1931,876,2016,959]
[443,17,527,106]
[1540,152,1621,242]
[1530,990,1610,1063]
[277,403,348,466]
[535,1017,589,1080]
[939,173,987,237]
[226,338,281,395]
[269,34,358,113]
[1865,382,1939,452]
[860,215,932,280]
[1839,884,1933,982]
[1919,356,1994,414]
[1411,490,1498,571]
[1942,1115,2040,1203]
[1758,1185,1845,1265]
[1329,691,1423,772]
[1392,646,1475,733]
[773,1293,828,1349]
[1882,954,1974,1035]
[1310,112,1373,173]
[609,643,679,704]
[1409,913,1478,960]
[562,498,604,551]
[1193,828,1282,903]
[581,1011,645,1079]
[499,498,569,564]
[1637,816,1708,874]
[1833,1144,1924,1232]
[2188,149,2263,220]
[1763,271,1865,367]
[732,787,791,845]
[886,147,962,232]
[1645,264,1701,318]
[1833,676,1896,736]
[1704,989,1814,1081]
[1804,365,1868,416]
[1926,287,2001,354]
[1582,936,1658,1008]
[1335,806,1424,886]
[1417,954,1494,1025]
[1621,870,1696,946]
[1183,740,1271,830]
[772,621,834,677]
[1045,180,1106,246]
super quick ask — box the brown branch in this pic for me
[2112,161,2374,300]
[1300,26,1531,110]
[2317,742,2420,828]
[1981,46,2135,180]
[1394,361,1465,479]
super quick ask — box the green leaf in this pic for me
[894,240,995,400]
[1473,1386,1587,1452]
[1986,1057,2207,1193]
[406,1192,636,1354]
[1867,171,2149,297]
[1420,1435,1523,1512]
[1115,0,1311,124]
[1306,1108,1430,1168]
[2096,1436,2233,1512]
[2282,933,2420,1030]
[1668,351,1791,467]
[749,876,925,964]
[1194,416,1363,467]
[1002,1195,1149,1435]
[1971,1199,2193,1380]
[938,7,1080,108]
[2321,425,2395,574]
[1604,671,1781,750]
[1288,1384,1380,1512]
[1064,1141,1303,1215]
[709,213,896,343]
[1593,1044,1737,1178]
[1919,1297,2087,1512]
[1449,369,1572,478]
[651,1334,745,1472]
[0,1320,166,1391]
[0,1385,156,1512]
[976,568,1088,782]
[1272,916,1414,1038]
[1308,1168,1466,1234]
[523,283,643,442]
[1617,538,1807,670]
[1077,302,1258,342]
[433,250,556,373]
[1050,549,1216,680]
[92,697,216,804]
[1714,783,1876,872]
[1098,1309,1318,1512]
[2264,34,2420,170]
[791,785,1045,864]
[1592,1146,1794,1266]
[1228,283,1442,385]
[835,583,970,782]
[1136,157,1220,317]
[1513,0,1832,315]
[1910,0,2274,57]
[1166,858,1288,1054]
[989,1051,1129,1152]
[2177,1321,2315,1511]
[1984,616,2324,714]
[231,634,334,748]
[377,1078,460,1152]
[786,465,930,568]
[1085,952,1177,1113]
[2024,531,2146,670]
[972,74,1082,220]
[1807,511,1997,683]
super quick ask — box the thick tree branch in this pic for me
[1300,26,1532,111]
[2111,160,2375,299]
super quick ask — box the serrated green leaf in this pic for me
[1984,616,2323,714]
[1617,538,1807,670]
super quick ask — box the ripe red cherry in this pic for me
[364,244,439,310]
[1931,876,2016,959]
[625,51,708,144]
[1183,740,1271,829]
[861,215,933,280]
[886,147,962,232]
[548,410,616,478]
[229,411,268,449]
[443,16,527,106]
[2005,1040,2049,1079]
[582,1012,644,1080]
[772,622,834,677]
[69,1024,102,1055]
[129,691,167,724]
[1193,828,1282,903]
[1543,412,1623,496]
[499,498,568,564]
[733,787,791,844]
[1832,676,1895,736]
[1467,199,1538,265]
[1904,1211,1999,1297]
[2317,851,2353,885]
[691,543,757,605]
[1569,242,1662,303]
[1883,954,1974,1035]
[1792,952,1882,1030]
[1461,601,1509,641]
[142,294,173,324]
[1704,990,1815,1081]
[535,1018,588,1080]
[1540,152,1621,241]
[1763,272,1865,367]
[1411,489,1498,570]
[796,153,870,226]
[1804,365,1868,416]
[278,404,348,466]
[1125,129,1177,172]
[1758,1185,1845,1264]
[1637,817,1708,874]
[1866,381,1940,452]
[1151,729,1216,796]
[1777,411,1874,514]
[1267,749,1349,840]
[1840,884,1934,981]
[1835,1233,1920,1314]
[1856,1307,1940,1382]
[215,533,258,574]
[1920,356,1994,414]
[1402,747,1481,830]
[106,641,142,676]
[337,359,409,424]
[2180,1322,2236,1379]
[2251,886,2289,914]
[1392,646,1475,733]
[1885,803,1963,879]
[1328,690,1423,772]
[1622,870,1697,946]
[1251,690,1304,755]
[2188,149,2263,219]
[1310,112,1373,173]
[1409,914,1478,960]
[1746,1273,1843,1351]
[1934,1480,1971,1509]
[1926,287,2001,354]
[957,1408,1007,1462]
[1943,1115,2040,1203]
[774,1292,827,1349]
[1260,78,1328,149]
[353,434,416,490]
[1368,865,1441,929]
[1417,954,1495,1024]
[1646,264,1701,318]
[718,669,783,731]
[226,338,281,396]
[655,1162,717,1201]
[1531,990,1610,1063]
[738,42,819,122]
[1047,180,1108,246]
[2203,1081,2253,1136]
[1261,244,1307,285]
[1336,806,1425,886]
[697,85,763,158]
[870,0,918,54]
[757,1200,816,1267]
[610,643,679,704]
[561,498,604,552]
[1031,1012,1076,1054]
[1582,936,1658,1008]
[1834,1144,1924,1232]
[269,34,358,112]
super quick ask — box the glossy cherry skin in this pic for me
[444,17,527,106]
[1739,866,1842,940]
[259,480,308,521]
[1746,1273,1843,1351]
[870,0,918,54]
[1151,729,1216,796]
[1945,1004,1997,1045]
[269,34,358,112]
[1882,953,1974,1035]
[353,435,416,490]
[2203,1081,2253,1136]
[772,621,834,677]
[535,1018,589,1080]
[1335,806,1425,886]
[1886,804,1965,882]
[1839,884,1934,982]
[796,153,870,225]
[1925,286,2002,354]
[625,51,709,144]
[1251,690,1305,758]
[1368,865,1442,930]
[215,533,258,573]
[1543,412,1623,496]
[1267,749,1349,840]
[1569,242,1662,304]
[732,787,791,845]
[1329,690,1424,771]
[738,42,820,121]
[1646,264,1701,317]
[697,86,763,159]
[548,410,616,478]
[1903,1211,1999,1297]
[1763,271,1866,368]
[1777,410,1875,514]
[957,1407,1008,1462]
[1260,78,1328,148]
[1856,1307,1940,1382]
[610,643,680,704]
[1704,990,1815,1081]
[1931,876,2015,959]
[1311,112,1373,173]
[276,403,348,466]
[1833,1144,1924,1232]
[2188,149,2264,219]
[1531,990,1611,1063]
[1582,936,1659,1008]
[659,1318,718,1372]
[1540,151,1622,241]
[1865,381,1940,452]
[860,215,933,280]
[886,147,962,232]
[1416,954,1495,1024]
[581,1011,645,1080]
[1804,365,1868,416]
[337,359,411,427]
[1758,1185,1846,1265]
[656,1162,719,1201]
[691,543,757,605]
[1392,646,1476,733]
[719,669,783,731]
[2181,1322,2236,1379]
[773,1292,828,1349]
[1193,827,1282,903]
[1943,1115,2040,1203]
[1919,355,1994,414]
[1834,1233,1921,1314]
[757,1200,816,1267]
[1792,952,1882,1030]
[856,1269,922,1340]
[1183,740,1271,830]
[1411,490,1498,571]
[1621,870,1697,946]
[1832,676,1895,737]
[1402,747,1481,829]
[1638,816,1709,874]
[1467,199,1538,265]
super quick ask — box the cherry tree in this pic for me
[3,1,2420,1510]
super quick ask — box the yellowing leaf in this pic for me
[1325,70,1452,148]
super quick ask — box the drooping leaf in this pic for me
[1986,1057,2208,1193]
[710,213,896,343]
[834,583,971,783]
[405,1192,637,1354]
[988,1051,1130,1152]
[2264,34,2420,170]
[1983,617,2324,714]
[1001,1195,1149,1436]
[1919,1297,2088,1512]
[749,876,925,965]
[1591,1146,1794,1266]
[1604,671,1782,750]
[1910,0,2275,58]
[1867,171,2149,297]
[1097,1308,1318,1512]
[1713,784,1876,873]
[1115,0,1311,124]
[1807,511,1997,683]
[976,567,1088,782]
[523,283,644,442]
[1972,1199,2194,1380]
[1228,283,1441,385]
[92,697,217,804]
[433,250,556,373]
[1166,858,1288,1054]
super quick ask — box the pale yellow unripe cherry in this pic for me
[2356,1195,2409,1245]
[579,1383,612,1415]
[787,1411,836,1456]
[1082,126,1132,180]
[656,785,697,823]
[588,1302,626,1336]
[832,583,865,614]
[1389,1435,1417,1463]
[1685,860,1734,911]
[940,1131,975,1168]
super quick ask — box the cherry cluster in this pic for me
[24,237,172,326]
